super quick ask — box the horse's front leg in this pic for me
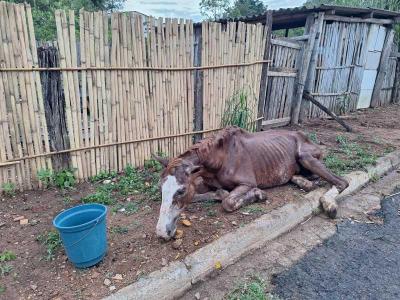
[222,185,267,212]
[192,189,229,203]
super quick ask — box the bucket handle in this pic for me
[63,218,101,249]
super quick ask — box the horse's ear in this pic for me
[151,153,169,167]
[185,165,201,175]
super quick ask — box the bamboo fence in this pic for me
[0,2,51,190]
[379,54,397,106]
[201,22,267,132]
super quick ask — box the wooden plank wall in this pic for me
[263,38,301,121]
[55,10,194,181]
[201,22,266,132]
[0,2,51,190]
[379,55,397,106]
[304,21,369,118]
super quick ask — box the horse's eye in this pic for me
[175,188,186,197]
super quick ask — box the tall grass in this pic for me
[221,89,257,132]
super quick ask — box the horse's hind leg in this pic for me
[298,153,349,218]
[222,185,267,212]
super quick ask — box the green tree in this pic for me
[226,0,267,19]
[6,0,126,41]
[200,0,231,20]
[200,0,267,20]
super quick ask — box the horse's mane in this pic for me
[164,126,245,174]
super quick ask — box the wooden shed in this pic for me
[221,5,400,125]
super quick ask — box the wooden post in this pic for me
[257,10,272,131]
[193,25,203,143]
[391,56,400,104]
[298,12,325,122]
[37,45,70,171]
[371,28,395,108]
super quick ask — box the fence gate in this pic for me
[261,37,302,128]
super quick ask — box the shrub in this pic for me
[1,183,16,197]
[37,230,62,261]
[53,169,76,189]
[37,168,53,188]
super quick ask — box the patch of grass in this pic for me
[62,196,72,206]
[112,202,140,215]
[206,208,217,217]
[242,204,265,214]
[0,264,13,276]
[324,136,378,175]
[53,168,76,189]
[37,230,62,261]
[384,145,396,154]
[116,164,161,201]
[110,225,129,234]
[227,276,277,300]
[0,285,5,293]
[37,168,53,188]
[81,190,115,206]
[202,199,218,208]
[1,182,16,197]
[0,251,16,262]
[370,172,380,183]
[89,170,117,183]
[221,89,257,132]
[307,131,319,144]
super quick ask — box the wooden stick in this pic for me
[303,92,353,132]
[0,60,272,72]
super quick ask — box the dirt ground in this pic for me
[1,104,399,300]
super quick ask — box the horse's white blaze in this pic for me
[156,175,182,239]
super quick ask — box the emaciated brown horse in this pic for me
[154,126,349,240]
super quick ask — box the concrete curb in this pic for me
[104,150,400,300]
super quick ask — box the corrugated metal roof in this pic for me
[202,4,400,29]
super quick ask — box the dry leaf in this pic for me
[19,218,29,225]
[175,229,184,239]
[175,253,181,260]
[181,219,192,227]
[215,261,222,270]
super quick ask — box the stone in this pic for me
[194,292,200,300]
[20,218,29,225]
[30,284,37,291]
[175,229,184,239]
[109,286,116,291]
[181,219,192,227]
[161,258,168,267]
[172,239,183,250]
[112,274,123,281]
[103,278,111,286]
[103,179,112,184]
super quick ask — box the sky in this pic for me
[123,0,305,22]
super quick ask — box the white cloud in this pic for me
[123,0,305,21]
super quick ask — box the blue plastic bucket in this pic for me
[53,203,108,268]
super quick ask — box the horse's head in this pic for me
[153,155,201,240]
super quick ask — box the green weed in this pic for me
[0,264,13,276]
[81,190,114,206]
[53,169,76,189]
[227,276,276,300]
[242,205,265,214]
[0,251,16,262]
[0,285,5,293]
[307,132,319,144]
[221,89,257,132]
[112,202,140,215]
[37,168,53,188]
[110,225,129,234]
[370,172,380,183]
[206,209,217,217]
[37,230,62,261]
[1,183,16,197]
[324,136,378,175]
[62,196,72,206]
[89,170,117,183]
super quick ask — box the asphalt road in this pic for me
[272,193,400,300]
